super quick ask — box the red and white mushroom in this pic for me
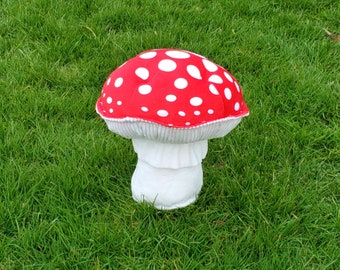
[96,49,249,210]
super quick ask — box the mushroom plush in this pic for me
[96,49,249,210]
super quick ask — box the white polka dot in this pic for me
[209,84,219,95]
[224,88,232,100]
[235,81,240,92]
[178,111,186,117]
[140,51,157,59]
[165,50,191,59]
[234,102,240,111]
[224,72,233,82]
[141,106,149,112]
[114,77,123,87]
[168,123,174,127]
[185,122,191,126]
[194,110,200,116]
[202,59,218,72]
[208,74,223,84]
[138,84,152,95]
[117,100,122,105]
[135,67,149,80]
[174,78,188,89]
[190,97,203,106]
[107,97,112,104]
[109,108,113,113]
[187,65,202,80]
[208,109,214,114]
[157,110,168,117]
[166,94,177,102]
[106,77,111,86]
[158,59,177,72]
[103,93,106,98]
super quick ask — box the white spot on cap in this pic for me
[166,94,177,102]
[106,77,111,86]
[114,77,123,87]
[174,78,188,89]
[138,84,152,95]
[209,84,219,95]
[208,74,223,84]
[178,111,186,116]
[194,110,201,116]
[103,93,106,98]
[109,108,113,113]
[158,59,177,72]
[190,97,203,106]
[107,97,113,104]
[141,106,148,112]
[234,102,240,111]
[165,50,191,59]
[135,67,149,80]
[208,109,214,114]
[202,59,218,72]
[224,88,232,100]
[185,122,191,126]
[157,110,169,117]
[168,123,174,127]
[187,65,202,80]
[140,51,157,59]
[224,72,233,82]
[117,100,122,105]
[235,81,240,92]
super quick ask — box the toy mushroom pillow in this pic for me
[96,49,249,210]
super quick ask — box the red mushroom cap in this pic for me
[96,49,249,142]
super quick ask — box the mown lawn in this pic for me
[0,0,339,269]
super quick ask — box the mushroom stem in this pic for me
[131,138,208,210]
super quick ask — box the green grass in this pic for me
[1,0,339,268]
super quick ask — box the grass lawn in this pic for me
[1,0,339,269]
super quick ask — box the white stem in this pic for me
[131,138,208,210]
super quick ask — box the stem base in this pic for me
[131,159,203,210]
